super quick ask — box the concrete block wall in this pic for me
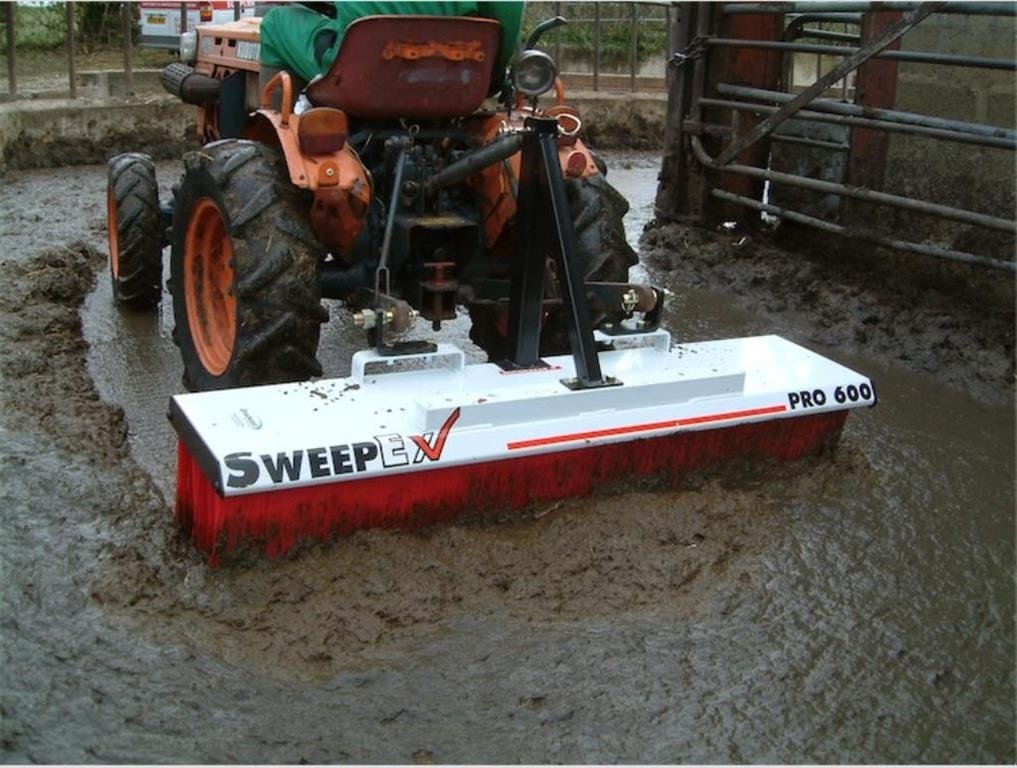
[885,12,1015,221]
[0,80,667,175]
[0,94,196,173]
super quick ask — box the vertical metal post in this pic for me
[4,2,15,99]
[593,2,600,91]
[66,1,76,99]
[507,127,548,367]
[656,1,694,216]
[554,1,562,67]
[705,7,784,223]
[536,122,609,388]
[180,2,187,34]
[123,2,133,94]
[629,3,638,91]
[233,1,241,21]
[849,9,904,192]
[665,3,672,58]
[506,117,610,386]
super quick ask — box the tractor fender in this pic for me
[243,110,373,256]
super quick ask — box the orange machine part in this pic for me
[245,105,372,257]
[107,186,120,277]
[183,197,237,376]
[463,105,600,249]
[305,15,501,120]
[193,18,262,74]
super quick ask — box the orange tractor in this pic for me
[107,10,878,563]
[106,11,649,391]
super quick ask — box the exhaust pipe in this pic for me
[160,62,221,105]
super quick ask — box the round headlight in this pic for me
[180,31,197,64]
[513,50,557,98]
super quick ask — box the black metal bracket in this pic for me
[505,116,620,390]
[668,35,707,69]
[364,145,438,358]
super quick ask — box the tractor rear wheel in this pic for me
[469,171,638,360]
[107,153,163,307]
[169,139,327,391]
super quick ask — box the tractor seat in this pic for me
[306,15,501,120]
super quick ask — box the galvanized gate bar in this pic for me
[723,2,1015,16]
[691,136,1017,233]
[797,28,860,43]
[786,12,864,25]
[629,3,637,91]
[122,3,133,92]
[4,2,15,99]
[698,97,1016,150]
[706,37,1017,70]
[66,1,76,99]
[714,1,943,166]
[715,84,1016,141]
[710,188,1016,272]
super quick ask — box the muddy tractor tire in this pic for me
[107,153,164,308]
[169,139,327,391]
[469,171,639,360]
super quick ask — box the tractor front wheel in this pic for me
[107,153,163,308]
[169,139,327,391]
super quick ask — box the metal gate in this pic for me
[657,1,1016,272]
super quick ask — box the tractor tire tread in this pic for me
[170,139,324,390]
[108,152,163,308]
[469,168,637,359]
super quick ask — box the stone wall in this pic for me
[887,12,1015,220]
[0,91,195,173]
[0,79,667,174]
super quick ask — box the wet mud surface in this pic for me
[1,153,1014,762]
[642,221,1015,407]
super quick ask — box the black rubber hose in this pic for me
[423,133,525,195]
[319,259,374,299]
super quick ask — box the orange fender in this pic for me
[243,74,372,257]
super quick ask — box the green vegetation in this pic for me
[0,1,669,74]
[1,2,135,53]
[521,1,670,69]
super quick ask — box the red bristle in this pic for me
[175,410,848,562]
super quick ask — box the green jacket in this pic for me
[260,1,524,90]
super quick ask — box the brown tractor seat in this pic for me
[306,15,502,120]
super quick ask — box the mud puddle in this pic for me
[1,153,1014,762]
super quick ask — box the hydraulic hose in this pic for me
[423,133,525,195]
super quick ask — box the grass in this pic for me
[1,2,138,54]
[521,1,670,68]
[1,3,176,86]
[2,1,669,80]
[1,46,175,81]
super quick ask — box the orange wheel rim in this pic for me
[107,186,120,278]
[183,197,237,376]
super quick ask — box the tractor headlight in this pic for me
[180,31,197,64]
[513,50,557,98]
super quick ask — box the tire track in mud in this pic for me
[0,243,874,685]
[3,237,1012,764]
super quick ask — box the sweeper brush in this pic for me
[172,332,874,560]
[163,116,876,562]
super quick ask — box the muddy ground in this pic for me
[641,221,1015,407]
[0,153,1014,762]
